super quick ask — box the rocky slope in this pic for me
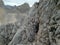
[0,0,60,45]
[17,3,30,13]
[0,0,30,45]
[0,0,30,25]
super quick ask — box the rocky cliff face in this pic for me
[8,0,60,45]
[0,0,60,45]
[37,0,60,45]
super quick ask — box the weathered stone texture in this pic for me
[0,0,60,45]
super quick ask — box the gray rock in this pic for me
[0,0,60,45]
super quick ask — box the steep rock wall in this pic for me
[0,0,60,45]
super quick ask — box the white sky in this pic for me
[3,0,39,7]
